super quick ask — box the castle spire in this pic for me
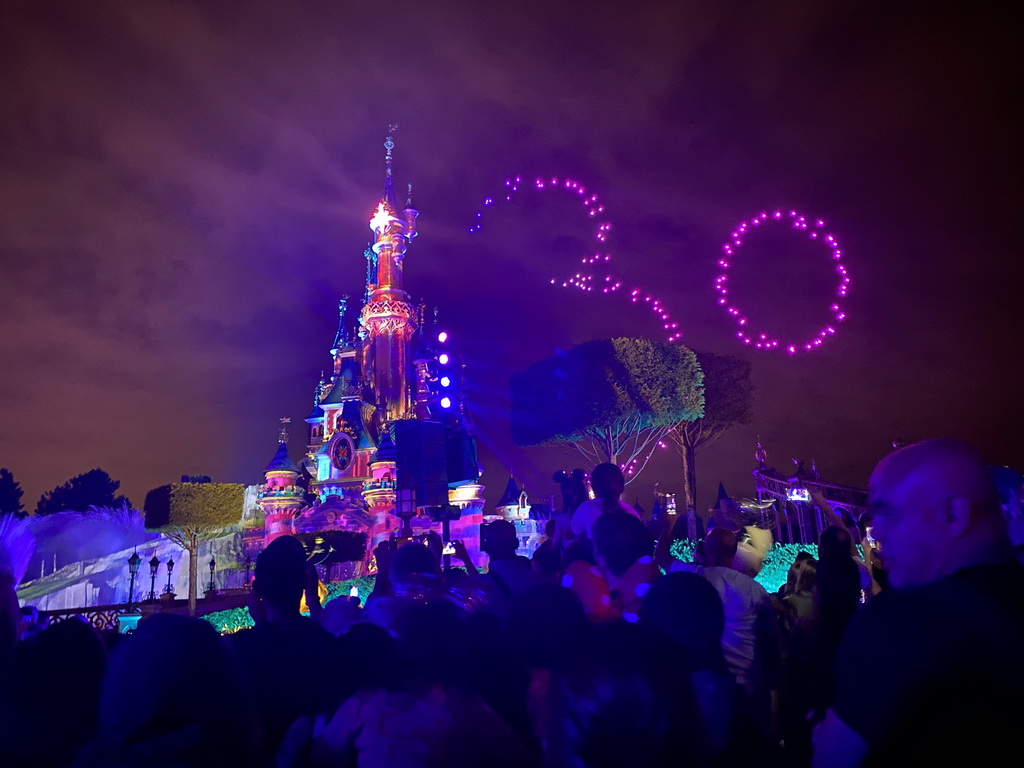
[331,296,350,354]
[382,124,398,210]
[361,127,419,422]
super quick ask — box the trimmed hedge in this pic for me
[144,483,245,530]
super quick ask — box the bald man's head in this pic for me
[869,439,1007,588]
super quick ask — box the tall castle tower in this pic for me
[361,126,420,424]
[252,130,485,571]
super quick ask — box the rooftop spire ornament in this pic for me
[754,439,768,466]
[385,124,397,164]
[381,124,399,210]
[278,417,291,444]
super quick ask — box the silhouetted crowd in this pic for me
[1,439,1022,767]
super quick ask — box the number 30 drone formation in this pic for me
[470,178,850,356]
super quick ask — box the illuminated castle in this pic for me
[251,130,485,571]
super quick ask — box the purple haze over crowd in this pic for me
[0,1,1020,514]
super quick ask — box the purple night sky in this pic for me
[0,1,1020,513]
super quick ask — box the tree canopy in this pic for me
[669,351,755,510]
[511,337,704,479]
[144,481,244,615]
[144,482,245,531]
[35,469,131,516]
[0,468,25,517]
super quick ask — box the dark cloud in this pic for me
[0,0,1019,512]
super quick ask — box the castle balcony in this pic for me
[256,485,305,501]
[363,486,397,508]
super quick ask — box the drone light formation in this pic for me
[472,179,850,355]
[715,210,849,354]
[471,176,684,343]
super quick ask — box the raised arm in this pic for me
[449,539,480,575]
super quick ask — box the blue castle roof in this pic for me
[497,475,521,507]
[264,442,299,474]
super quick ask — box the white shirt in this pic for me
[570,498,641,538]
[671,562,771,693]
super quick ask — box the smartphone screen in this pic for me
[442,541,456,555]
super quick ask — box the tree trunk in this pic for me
[686,443,698,513]
[605,429,616,466]
[680,441,698,513]
[187,531,198,617]
[680,445,694,512]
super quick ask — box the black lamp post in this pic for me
[147,555,160,601]
[243,554,252,589]
[163,557,175,596]
[126,550,142,609]
[206,556,217,596]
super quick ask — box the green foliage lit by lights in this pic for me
[753,543,819,593]
[324,576,376,605]
[202,606,254,634]
[669,538,697,563]
[201,575,378,634]
[669,539,825,593]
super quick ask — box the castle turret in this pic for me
[496,475,522,520]
[360,127,419,423]
[257,420,306,544]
